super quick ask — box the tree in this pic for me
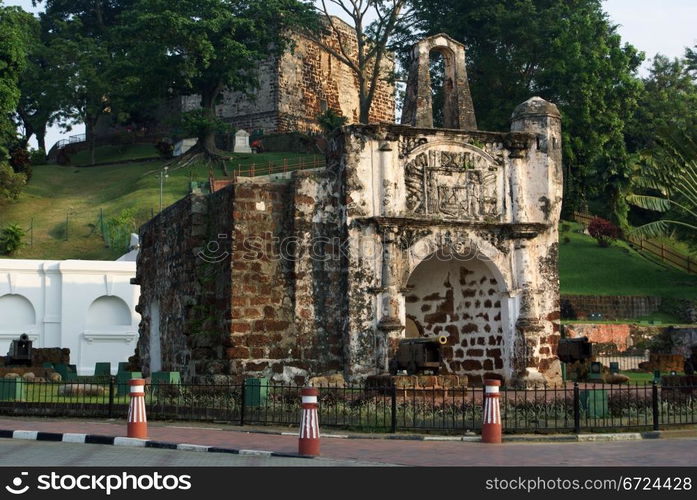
[627,128,697,246]
[625,55,697,154]
[122,0,318,159]
[37,0,137,165]
[0,4,29,201]
[407,0,643,220]
[13,10,64,155]
[686,44,697,76]
[307,0,411,124]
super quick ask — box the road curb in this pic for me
[0,428,317,460]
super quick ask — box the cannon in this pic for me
[389,336,447,375]
[557,336,593,363]
[6,333,33,366]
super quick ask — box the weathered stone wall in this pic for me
[561,294,662,320]
[564,323,632,351]
[405,256,504,384]
[136,96,563,387]
[134,193,233,379]
[181,18,395,135]
[276,20,394,132]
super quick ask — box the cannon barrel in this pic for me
[401,336,447,345]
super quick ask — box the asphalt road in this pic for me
[0,439,385,467]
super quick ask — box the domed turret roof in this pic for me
[511,97,561,120]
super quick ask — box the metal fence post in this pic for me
[390,384,397,433]
[108,376,115,418]
[652,381,659,431]
[573,382,580,434]
[240,381,246,427]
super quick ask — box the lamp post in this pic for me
[159,166,169,212]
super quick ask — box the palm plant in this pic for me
[626,128,697,239]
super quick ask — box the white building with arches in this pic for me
[0,259,139,375]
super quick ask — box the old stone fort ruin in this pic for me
[132,34,563,387]
[180,17,395,134]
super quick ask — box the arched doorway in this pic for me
[404,251,504,384]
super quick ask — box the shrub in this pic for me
[0,223,26,255]
[9,146,32,182]
[317,108,347,134]
[155,140,174,159]
[588,217,619,247]
[250,129,264,142]
[0,164,26,201]
[99,208,137,251]
[29,148,46,165]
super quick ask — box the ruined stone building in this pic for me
[178,17,395,134]
[133,34,563,387]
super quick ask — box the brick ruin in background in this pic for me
[132,35,563,387]
[178,16,395,134]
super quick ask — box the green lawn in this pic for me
[69,143,159,166]
[2,145,322,260]
[559,222,697,299]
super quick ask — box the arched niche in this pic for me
[0,294,36,326]
[86,296,132,327]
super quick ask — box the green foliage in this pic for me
[154,140,173,160]
[316,108,348,134]
[626,55,697,153]
[121,0,318,151]
[406,0,643,219]
[626,128,697,245]
[14,9,65,153]
[29,148,46,165]
[175,110,230,143]
[0,223,26,255]
[100,208,137,251]
[0,5,30,200]
[0,164,26,201]
[9,146,32,181]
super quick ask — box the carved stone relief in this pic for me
[404,146,500,220]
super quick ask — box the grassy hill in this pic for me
[559,222,697,299]
[0,147,322,260]
[2,145,697,305]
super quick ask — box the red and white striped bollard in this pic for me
[127,378,148,439]
[482,379,502,444]
[298,387,320,456]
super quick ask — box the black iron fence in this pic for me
[0,379,695,434]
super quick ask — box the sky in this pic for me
[4,0,697,151]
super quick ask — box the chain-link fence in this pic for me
[0,206,158,257]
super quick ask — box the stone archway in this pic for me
[404,250,505,384]
[401,33,477,130]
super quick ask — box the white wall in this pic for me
[0,259,140,375]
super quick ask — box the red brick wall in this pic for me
[564,323,632,351]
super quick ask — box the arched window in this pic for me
[0,294,36,326]
[86,296,132,327]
